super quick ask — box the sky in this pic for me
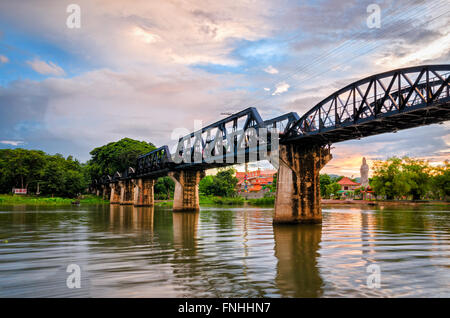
[0,0,449,177]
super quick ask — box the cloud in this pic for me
[131,26,161,44]
[0,0,448,171]
[0,55,8,64]
[26,58,66,76]
[264,65,278,74]
[272,81,290,95]
[0,140,24,146]
[0,67,253,161]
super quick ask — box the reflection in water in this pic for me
[0,204,449,297]
[274,224,323,297]
[109,205,154,233]
[173,212,198,251]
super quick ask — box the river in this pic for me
[0,204,449,297]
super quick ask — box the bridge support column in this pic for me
[102,185,110,200]
[134,178,156,206]
[119,180,135,205]
[274,144,332,224]
[110,183,121,204]
[169,170,205,212]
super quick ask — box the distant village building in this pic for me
[236,169,277,199]
[337,177,360,191]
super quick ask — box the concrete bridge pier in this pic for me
[169,170,205,212]
[274,144,332,224]
[110,183,121,204]
[102,185,110,200]
[119,180,135,205]
[134,178,156,206]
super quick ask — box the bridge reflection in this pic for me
[273,224,323,297]
[172,212,199,251]
[108,205,154,233]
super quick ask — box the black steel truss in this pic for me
[282,65,450,145]
[135,145,173,178]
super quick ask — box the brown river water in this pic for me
[0,204,449,297]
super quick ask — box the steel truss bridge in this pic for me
[96,64,450,186]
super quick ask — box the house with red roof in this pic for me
[236,169,276,198]
[337,177,360,191]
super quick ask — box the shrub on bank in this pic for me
[0,194,108,205]
[247,197,275,206]
[211,196,245,205]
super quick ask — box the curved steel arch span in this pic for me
[282,64,450,145]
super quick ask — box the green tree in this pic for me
[268,172,277,192]
[40,154,88,197]
[325,182,341,198]
[371,157,404,200]
[199,175,214,195]
[199,168,238,197]
[154,176,175,200]
[0,149,87,197]
[0,149,46,192]
[372,157,433,200]
[213,169,238,197]
[402,158,431,200]
[40,155,66,196]
[320,174,331,197]
[87,138,156,181]
[430,161,450,200]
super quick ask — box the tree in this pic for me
[320,174,332,197]
[40,154,88,197]
[154,176,175,200]
[40,155,66,196]
[402,158,431,200]
[199,175,214,195]
[198,168,238,197]
[325,182,341,198]
[430,161,450,200]
[0,149,87,197]
[371,157,404,200]
[211,169,238,197]
[268,172,277,192]
[371,156,434,200]
[0,149,46,191]
[87,138,156,181]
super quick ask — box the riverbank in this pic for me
[0,194,109,206]
[2,194,447,207]
[322,199,450,206]
[154,197,450,208]
[155,195,275,207]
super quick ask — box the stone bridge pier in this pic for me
[119,180,135,205]
[102,185,111,200]
[110,183,121,204]
[169,170,205,212]
[134,178,156,206]
[274,144,332,224]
